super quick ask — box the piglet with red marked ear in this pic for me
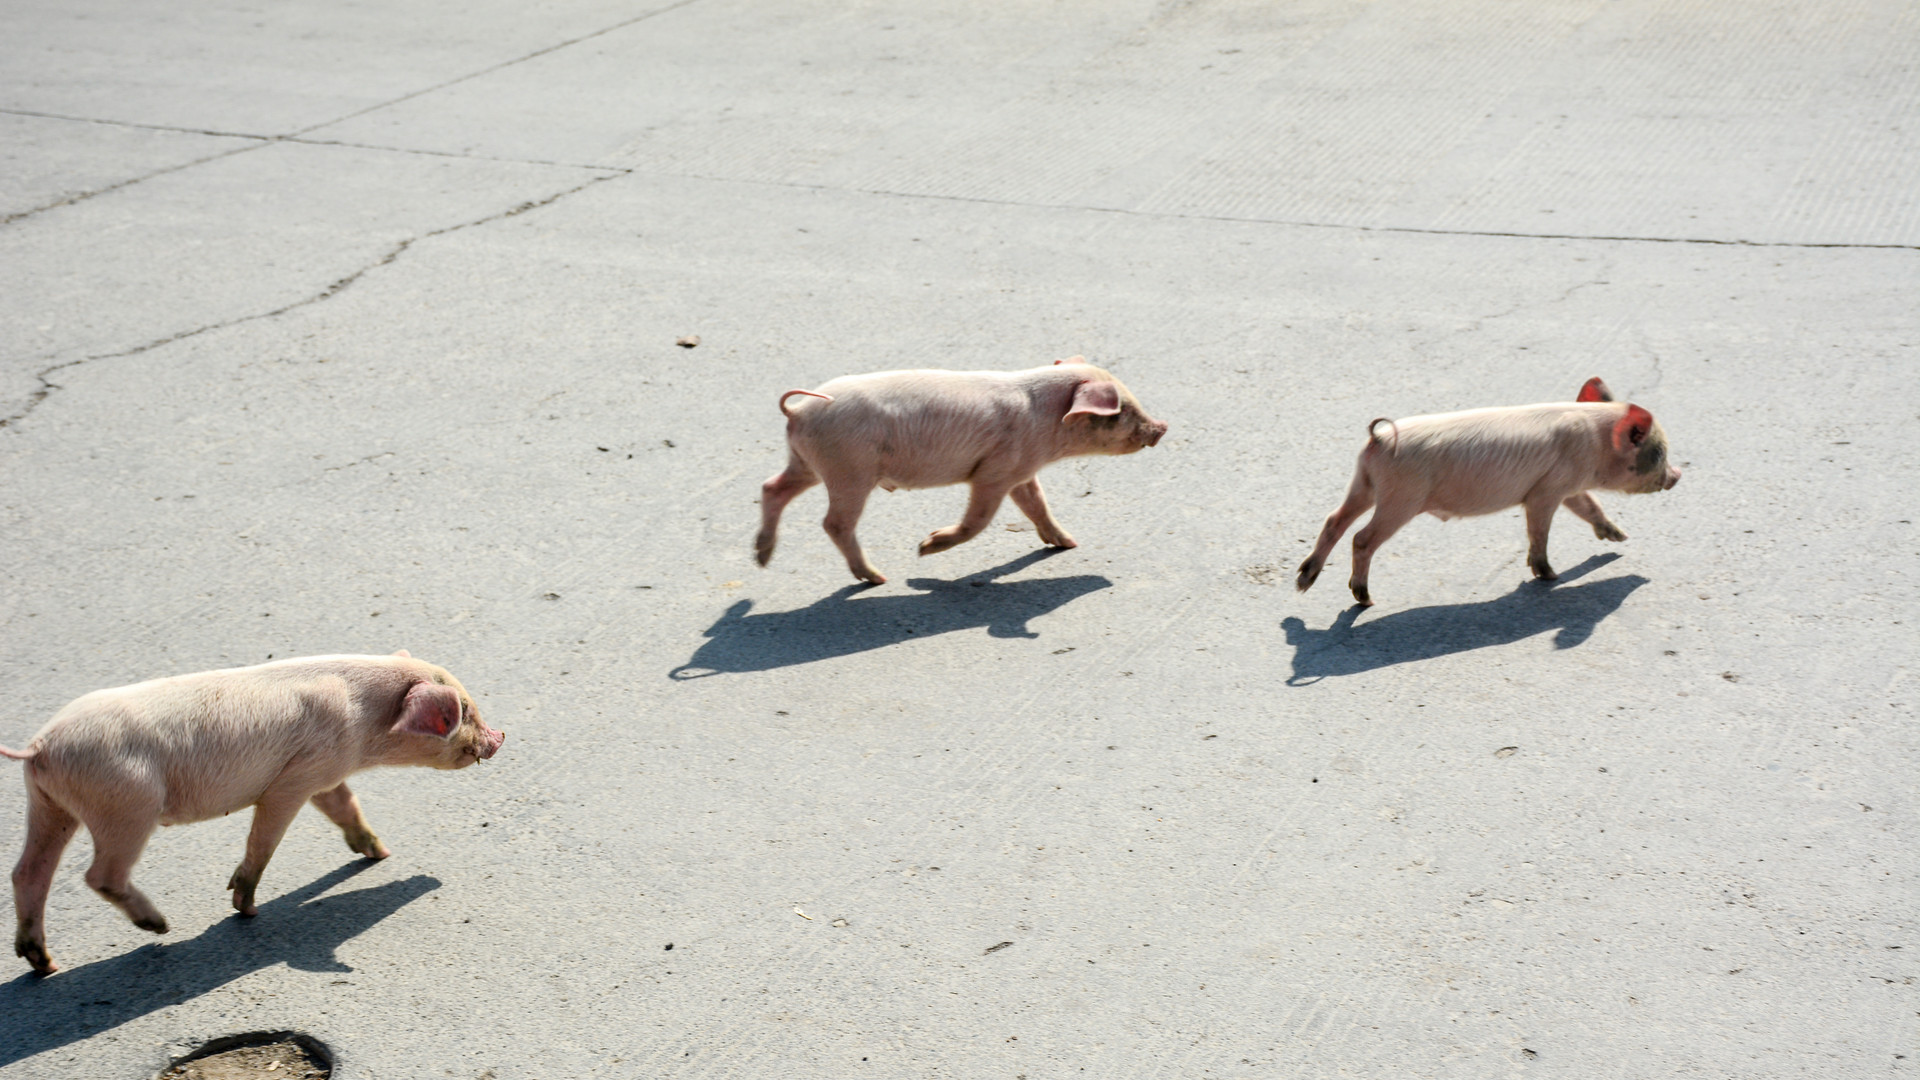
[2,651,503,974]
[756,356,1169,583]
[1296,377,1681,606]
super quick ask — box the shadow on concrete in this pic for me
[0,860,436,1068]
[672,549,1108,678]
[1280,554,1644,685]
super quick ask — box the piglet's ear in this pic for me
[1612,405,1655,453]
[391,649,411,658]
[396,682,461,740]
[1578,377,1614,403]
[1064,380,1122,420]
[1054,355,1089,366]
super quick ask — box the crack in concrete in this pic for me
[1631,328,1666,400]
[1469,276,1611,327]
[320,452,396,474]
[0,0,701,227]
[0,172,623,432]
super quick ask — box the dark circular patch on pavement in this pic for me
[157,1031,332,1079]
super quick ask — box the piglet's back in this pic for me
[30,656,414,823]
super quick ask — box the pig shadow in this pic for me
[671,549,1109,678]
[1281,554,1645,685]
[0,860,436,1068]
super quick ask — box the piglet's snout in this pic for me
[1663,466,1682,490]
[479,727,505,759]
[1141,420,1168,448]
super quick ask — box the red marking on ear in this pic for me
[1612,405,1654,452]
[1578,377,1614,403]
[397,683,461,739]
[1064,380,1122,419]
[391,649,411,658]
[1053,355,1089,366]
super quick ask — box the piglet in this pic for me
[3,651,503,974]
[1296,377,1680,606]
[756,357,1169,583]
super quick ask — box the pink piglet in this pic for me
[1296,377,1680,606]
[4,651,503,975]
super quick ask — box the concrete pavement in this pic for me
[1,1,1915,1076]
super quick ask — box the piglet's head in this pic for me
[1608,404,1681,494]
[1062,374,1168,455]
[394,676,505,769]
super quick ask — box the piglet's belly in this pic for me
[876,469,967,491]
[1423,495,1520,521]
[159,787,277,826]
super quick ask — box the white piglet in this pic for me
[3,651,503,975]
[757,357,1168,584]
[1296,377,1681,606]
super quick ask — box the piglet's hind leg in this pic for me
[1347,498,1419,606]
[311,782,389,860]
[756,457,818,568]
[822,479,887,584]
[13,783,80,974]
[1299,472,1375,592]
[80,808,168,935]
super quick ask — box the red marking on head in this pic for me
[397,682,461,739]
[1064,380,1122,419]
[1578,377,1614,403]
[1612,404,1655,452]
[391,648,411,658]
[1053,355,1090,366]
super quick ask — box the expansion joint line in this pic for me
[0,0,702,226]
[682,173,1920,252]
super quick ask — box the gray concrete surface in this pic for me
[1,1,1915,1076]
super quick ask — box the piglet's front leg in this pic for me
[920,482,1011,556]
[1523,495,1562,581]
[1007,477,1077,548]
[1562,491,1628,542]
[311,782,390,860]
[228,792,306,916]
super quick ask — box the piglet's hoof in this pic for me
[16,937,57,975]
[343,827,390,860]
[228,872,260,917]
[918,533,961,556]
